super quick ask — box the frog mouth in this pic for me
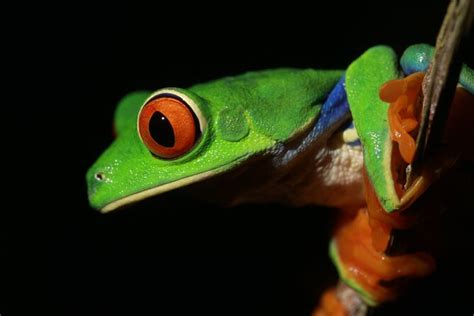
[100,169,221,213]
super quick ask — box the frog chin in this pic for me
[100,169,221,213]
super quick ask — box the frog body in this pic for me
[87,43,473,309]
[87,44,473,213]
[87,68,364,212]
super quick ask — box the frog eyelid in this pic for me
[140,88,207,134]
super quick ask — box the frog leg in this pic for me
[315,45,473,314]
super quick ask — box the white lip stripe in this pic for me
[101,169,218,213]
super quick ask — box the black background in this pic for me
[11,1,474,315]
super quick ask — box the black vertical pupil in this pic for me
[149,111,175,147]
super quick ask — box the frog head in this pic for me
[86,69,342,212]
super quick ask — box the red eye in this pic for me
[138,97,200,159]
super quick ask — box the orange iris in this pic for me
[138,97,198,159]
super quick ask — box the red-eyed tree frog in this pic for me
[86,43,473,312]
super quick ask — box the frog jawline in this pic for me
[100,168,226,213]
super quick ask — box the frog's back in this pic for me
[190,68,344,141]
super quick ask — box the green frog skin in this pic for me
[86,44,473,310]
[87,44,472,213]
[87,68,363,212]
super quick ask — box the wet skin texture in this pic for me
[24,1,474,316]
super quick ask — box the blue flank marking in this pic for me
[274,75,352,167]
[346,121,355,129]
[311,75,350,139]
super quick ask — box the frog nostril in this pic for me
[94,172,106,181]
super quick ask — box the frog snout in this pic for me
[89,170,108,190]
[88,170,108,194]
[94,171,106,182]
[86,168,110,209]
